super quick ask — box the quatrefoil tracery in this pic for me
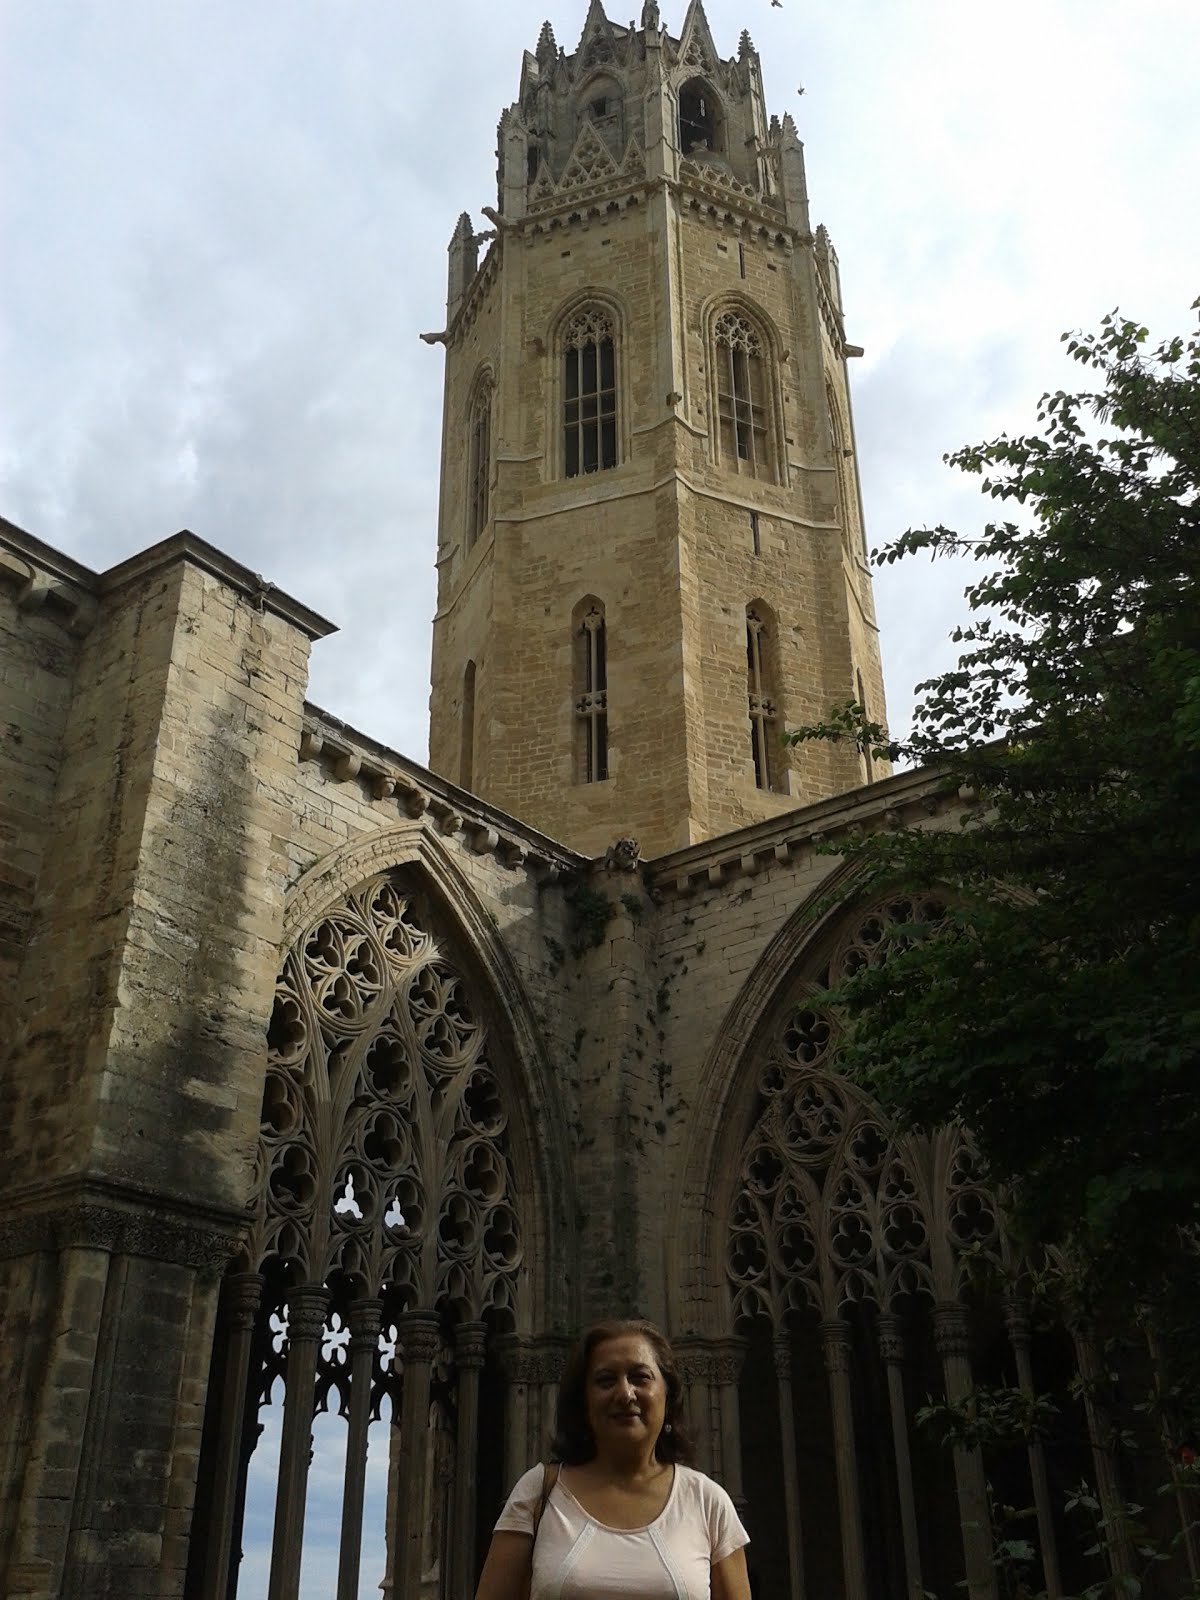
[728,897,1001,1326]
[249,873,522,1321]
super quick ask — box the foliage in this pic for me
[785,306,1200,1367]
[564,884,616,955]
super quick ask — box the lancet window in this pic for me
[679,78,721,156]
[562,306,617,477]
[461,659,477,790]
[714,310,771,478]
[575,599,609,783]
[467,378,492,549]
[190,873,524,1600]
[746,606,776,790]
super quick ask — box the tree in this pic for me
[787,305,1200,1334]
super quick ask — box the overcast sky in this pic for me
[5,0,1198,765]
[5,3,1197,1590]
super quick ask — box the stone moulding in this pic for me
[0,1180,245,1272]
[649,764,959,899]
[296,712,580,885]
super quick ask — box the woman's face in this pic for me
[584,1333,668,1456]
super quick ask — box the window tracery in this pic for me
[251,872,522,1320]
[574,598,609,782]
[562,305,618,477]
[714,310,772,477]
[727,893,1002,1329]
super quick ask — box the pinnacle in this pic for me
[739,28,755,58]
[536,19,556,62]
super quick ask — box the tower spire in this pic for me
[535,19,556,65]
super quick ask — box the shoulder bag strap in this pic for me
[531,1462,560,1547]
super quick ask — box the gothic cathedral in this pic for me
[0,6,1184,1600]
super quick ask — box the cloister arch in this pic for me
[187,828,573,1600]
[668,879,1101,1600]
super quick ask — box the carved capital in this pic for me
[1002,1292,1031,1348]
[710,1336,747,1387]
[771,1332,792,1380]
[819,1317,852,1376]
[455,1320,489,1370]
[932,1301,973,1361]
[286,1285,331,1343]
[225,1271,265,1332]
[398,1311,442,1368]
[876,1313,905,1366]
[347,1297,384,1354]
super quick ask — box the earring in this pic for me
[663,1422,673,1434]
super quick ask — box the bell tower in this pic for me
[426,0,887,859]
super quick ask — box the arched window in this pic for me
[574,599,609,783]
[466,380,492,549]
[678,78,721,155]
[715,311,772,478]
[460,660,476,790]
[746,605,776,790]
[563,307,617,477]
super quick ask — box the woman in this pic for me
[474,1318,751,1600]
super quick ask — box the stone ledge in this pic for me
[647,764,958,896]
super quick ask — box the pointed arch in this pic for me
[546,288,631,480]
[700,292,785,483]
[190,825,575,1599]
[465,366,494,552]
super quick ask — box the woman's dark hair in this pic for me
[549,1318,695,1466]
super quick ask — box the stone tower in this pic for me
[427,0,887,859]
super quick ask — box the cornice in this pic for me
[298,704,585,882]
[645,764,968,895]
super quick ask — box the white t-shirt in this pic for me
[494,1462,749,1600]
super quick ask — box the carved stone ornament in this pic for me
[0,1195,242,1274]
[286,1285,332,1343]
[250,871,522,1319]
[727,893,1010,1331]
[398,1311,443,1368]
[819,1318,853,1375]
[454,1321,489,1369]
[932,1301,973,1362]
[876,1313,906,1366]
[603,837,641,872]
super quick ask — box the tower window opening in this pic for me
[461,660,477,790]
[679,80,719,155]
[576,602,609,782]
[747,608,776,791]
[715,311,770,477]
[750,510,761,555]
[590,95,609,118]
[527,143,540,185]
[563,307,617,477]
[467,383,491,548]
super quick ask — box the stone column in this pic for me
[498,1338,535,1490]
[674,1341,715,1474]
[393,1311,442,1600]
[267,1284,330,1600]
[1071,1327,1134,1582]
[449,1322,488,1600]
[932,1302,995,1600]
[1002,1295,1061,1598]
[772,1331,807,1600]
[335,1298,383,1600]
[820,1317,868,1599]
[200,1271,264,1600]
[712,1337,747,1504]
[877,1314,924,1600]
